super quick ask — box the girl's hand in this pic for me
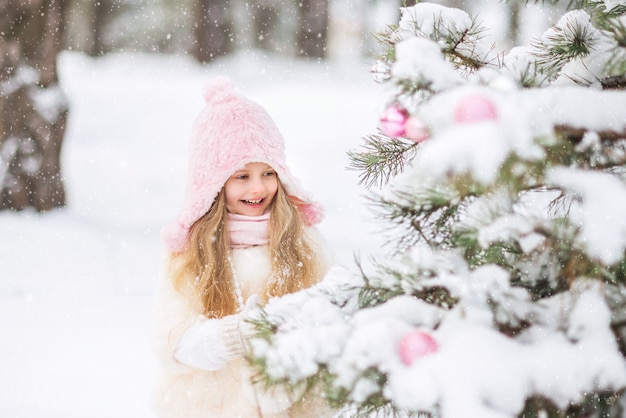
[174,313,249,371]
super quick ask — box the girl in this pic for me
[154,77,333,418]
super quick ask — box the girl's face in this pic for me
[224,162,278,216]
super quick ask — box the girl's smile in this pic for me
[224,162,278,216]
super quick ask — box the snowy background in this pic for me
[0,49,391,417]
[0,1,570,415]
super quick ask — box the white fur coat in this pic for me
[152,228,334,418]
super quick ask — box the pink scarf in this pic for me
[227,212,270,249]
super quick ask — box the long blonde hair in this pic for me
[170,181,322,318]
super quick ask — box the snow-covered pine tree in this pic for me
[247,1,626,417]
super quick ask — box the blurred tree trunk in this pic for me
[508,1,522,47]
[89,0,112,56]
[252,0,279,51]
[0,0,68,211]
[193,0,234,62]
[296,0,329,58]
[65,0,112,56]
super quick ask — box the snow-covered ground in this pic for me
[0,50,388,417]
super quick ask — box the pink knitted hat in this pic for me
[162,77,323,253]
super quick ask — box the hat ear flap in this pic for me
[299,202,324,226]
[203,77,237,106]
[288,195,324,226]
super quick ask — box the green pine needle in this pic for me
[347,133,418,189]
[531,18,596,79]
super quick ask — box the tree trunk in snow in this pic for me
[252,0,279,52]
[0,0,68,211]
[193,0,234,62]
[64,0,110,56]
[296,0,329,59]
[89,0,112,56]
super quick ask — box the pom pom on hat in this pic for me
[203,76,237,106]
[162,77,323,253]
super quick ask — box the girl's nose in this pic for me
[248,177,266,194]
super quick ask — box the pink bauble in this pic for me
[453,95,498,124]
[399,330,438,365]
[404,117,430,143]
[380,105,409,137]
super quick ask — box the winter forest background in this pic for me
[2,1,626,417]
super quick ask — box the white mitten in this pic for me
[239,295,261,346]
[220,296,261,359]
[174,314,245,371]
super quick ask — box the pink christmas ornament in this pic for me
[380,105,409,137]
[399,330,438,365]
[404,117,430,143]
[453,94,498,124]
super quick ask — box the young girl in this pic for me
[154,77,333,418]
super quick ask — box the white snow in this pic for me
[0,65,39,96]
[396,3,472,42]
[251,286,350,382]
[3,1,626,416]
[544,10,618,86]
[604,0,626,10]
[254,260,626,417]
[502,46,549,86]
[29,84,69,124]
[547,167,626,265]
[386,283,626,417]
[0,50,386,417]
[521,87,626,133]
[391,37,463,91]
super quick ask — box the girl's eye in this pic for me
[264,171,276,177]
[235,174,248,180]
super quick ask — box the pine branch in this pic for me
[347,133,418,189]
[552,127,626,171]
[609,5,626,15]
[372,198,445,251]
[331,368,428,418]
[380,8,497,75]
[601,17,626,82]
[442,20,497,72]
[356,256,404,308]
[347,402,425,418]
[602,75,626,89]
[522,391,625,418]
[372,24,400,62]
[430,14,497,72]
[555,125,626,142]
[609,18,626,48]
[358,284,403,309]
[531,15,597,80]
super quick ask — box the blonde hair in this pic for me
[170,181,322,318]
